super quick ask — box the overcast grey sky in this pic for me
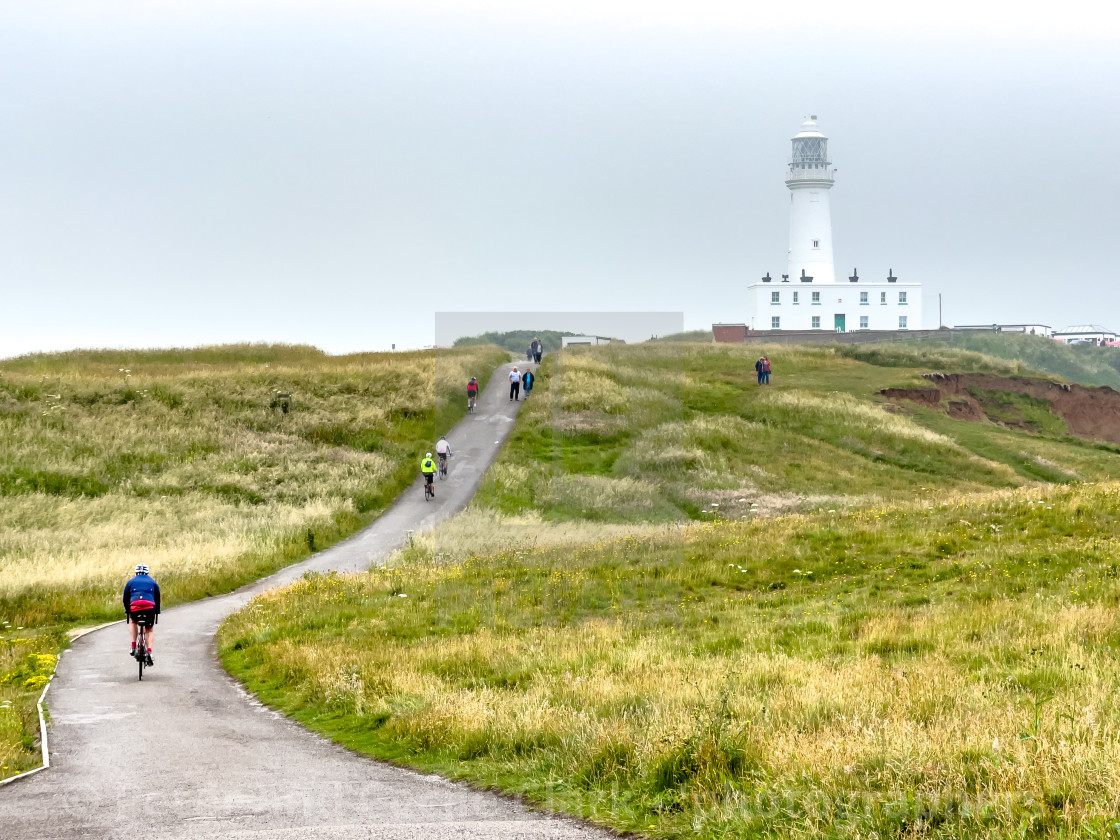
[2,1,1117,357]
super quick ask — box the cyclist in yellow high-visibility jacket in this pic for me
[420,453,437,496]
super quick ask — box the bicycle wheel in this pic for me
[137,629,145,681]
[424,481,432,501]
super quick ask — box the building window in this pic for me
[880,292,887,304]
[811,316,820,329]
[811,291,820,304]
[860,316,869,330]
[772,317,781,329]
[771,291,780,304]
[812,239,820,248]
[793,291,799,304]
[899,316,908,329]
[860,291,868,305]
[899,291,908,304]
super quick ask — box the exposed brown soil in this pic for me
[879,373,1120,445]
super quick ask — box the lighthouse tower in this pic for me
[786,116,836,284]
[731,116,923,336]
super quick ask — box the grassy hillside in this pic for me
[1,343,331,370]
[453,330,575,355]
[221,341,1120,838]
[0,342,506,778]
[475,343,1118,523]
[651,329,714,343]
[650,331,1120,388]
[900,333,1120,389]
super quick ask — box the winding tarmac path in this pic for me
[2,364,610,840]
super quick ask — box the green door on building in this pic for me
[834,314,846,332]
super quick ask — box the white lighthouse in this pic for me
[786,117,836,284]
[740,116,923,334]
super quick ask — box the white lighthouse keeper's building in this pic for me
[745,117,922,333]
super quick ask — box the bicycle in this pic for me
[132,619,153,681]
[438,453,448,480]
[467,394,476,413]
[424,476,434,501]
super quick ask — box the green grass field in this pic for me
[221,341,1120,838]
[652,329,1120,390]
[475,343,1118,523]
[0,342,506,778]
[221,482,1120,838]
[905,333,1120,390]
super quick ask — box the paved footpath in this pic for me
[2,364,610,840]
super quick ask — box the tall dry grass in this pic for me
[0,342,505,778]
[0,343,503,623]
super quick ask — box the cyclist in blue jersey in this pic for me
[123,564,161,666]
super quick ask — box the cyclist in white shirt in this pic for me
[435,436,452,473]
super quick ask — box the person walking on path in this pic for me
[509,366,522,401]
[522,367,534,396]
[762,356,771,385]
[755,357,764,385]
[532,337,543,363]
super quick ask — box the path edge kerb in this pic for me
[0,621,114,788]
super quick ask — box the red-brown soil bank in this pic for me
[880,374,1120,445]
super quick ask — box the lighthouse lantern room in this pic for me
[786,116,836,284]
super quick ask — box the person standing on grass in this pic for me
[123,564,160,666]
[755,357,764,385]
[509,366,521,401]
[522,367,534,396]
[762,356,771,384]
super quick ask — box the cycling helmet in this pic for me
[134,564,150,575]
[426,452,432,458]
